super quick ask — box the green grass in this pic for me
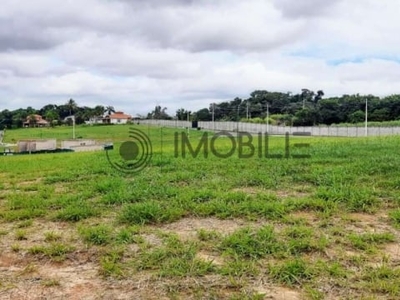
[133,235,215,277]
[220,226,281,259]
[348,232,395,251]
[269,258,315,286]
[28,243,75,261]
[1,124,400,299]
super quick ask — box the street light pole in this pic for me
[187,111,190,137]
[266,103,270,134]
[237,103,241,132]
[72,115,76,139]
[365,98,368,137]
[212,103,215,131]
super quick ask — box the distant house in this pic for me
[23,115,49,127]
[108,112,132,124]
[85,116,105,125]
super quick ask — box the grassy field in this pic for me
[1,124,400,299]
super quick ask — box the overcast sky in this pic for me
[1,0,400,116]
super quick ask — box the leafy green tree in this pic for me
[28,114,37,127]
[348,110,365,123]
[105,106,115,116]
[94,105,105,117]
[293,108,317,126]
[370,108,391,122]
[45,110,59,127]
[176,108,190,120]
[194,108,212,121]
[148,106,171,119]
[318,99,342,125]
[66,99,77,116]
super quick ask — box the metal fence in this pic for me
[138,120,400,137]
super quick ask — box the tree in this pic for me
[94,105,105,117]
[148,106,170,119]
[314,90,324,105]
[348,110,365,123]
[300,89,315,109]
[105,106,115,116]
[66,99,77,116]
[45,110,59,127]
[370,108,391,122]
[195,108,212,121]
[176,108,189,120]
[318,99,341,125]
[293,108,317,126]
[28,114,37,127]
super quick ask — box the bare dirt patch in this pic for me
[253,284,302,300]
[196,251,224,266]
[232,187,266,195]
[384,243,400,262]
[159,217,249,240]
[274,185,313,200]
[141,233,163,247]
[344,212,395,235]
[288,211,317,223]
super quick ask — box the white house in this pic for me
[85,116,106,125]
[109,112,132,124]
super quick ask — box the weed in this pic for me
[99,247,125,278]
[18,263,38,275]
[283,226,327,255]
[55,202,99,222]
[197,229,221,241]
[15,229,27,240]
[269,258,314,286]
[115,228,134,244]
[361,265,400,296]
[41,279,61,287]
[16,220,33,228]
[389,209,400,227]
[1,209,45,221]
[11,243,21,252]
[133,235,215,277]
[79,225,113,245]
[219,256,259,277]
[118,201,184,225]
[348,232,395,250]
[228,292,265,300]
[44,231,62,242]
[28,243,74,261]
[220,226,281,259]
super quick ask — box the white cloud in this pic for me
[0,0,399,115]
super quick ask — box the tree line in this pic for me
[0,99,117,129]
[168,89,400,126]
[2,90,400,129]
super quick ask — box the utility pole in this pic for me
[237,104,241,132]
[266,103,270,134]
[246,102,249,119]
[212,103,215,131]
[187,111,190,137]
[365,98,368,137]
[72,115,76,139]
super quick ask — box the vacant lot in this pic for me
[1,125,400,299]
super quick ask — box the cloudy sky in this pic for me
[1,0,399,116]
